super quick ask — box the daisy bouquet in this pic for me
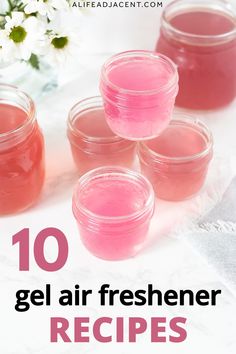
[0,0,78,68]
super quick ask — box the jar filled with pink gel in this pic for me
[138,116,213,201]
[72,167,155,260]
[67,97,137,175]
[100,50,179,140]
[156,0,236,110]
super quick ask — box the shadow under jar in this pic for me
[100,50,179,140]
[0,85,45,215]
[72,167,155,260]
[138,116,213,201]
[67,96,137,176]
[156,0,236,110]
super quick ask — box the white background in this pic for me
[1,1,236,353]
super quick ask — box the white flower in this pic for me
[0,31,8,62]
[1,12,45,61]
[44,12,79,65]
[23,0,69,20]
[0,1,8,14]
[46,31,79,65]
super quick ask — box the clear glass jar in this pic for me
[100,50,179,140]
[72,166,155,260]
[0,84,45,215]
[156,0,236,110]
[0,60,57,100]
[138,116,213,201]
[67,96,137,176]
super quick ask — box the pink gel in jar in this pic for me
[0,84,45,215]
[100,50,179,140]
[72,167,155,260]
[67,97,136,176]
[156,0,236,110]
[138,116,213,201]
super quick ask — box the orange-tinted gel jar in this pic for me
[67,96,137,176]
[138,116,213,201]
[0,85,45,215]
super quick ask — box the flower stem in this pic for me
[7,0,14,11]
[5,0,24,13]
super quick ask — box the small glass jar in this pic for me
[72,166,155,260]
[0,84,45,215]
[67,96,137,176]
[100,50,179,140]
[138,116,213,201]
[156,0,236,110]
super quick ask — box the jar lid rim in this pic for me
[0,84,36,142]
[139,115,213,163]
[162,0,236,43]
[101,50,179,96]
[73,166,155,223]
[68,96,125,144]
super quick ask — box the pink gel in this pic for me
[67,97,136,176]
[72,167,155,260]
[100,51,179,140]
[0,86,45,215]
[138,117,213,201]
[156,0,236,109]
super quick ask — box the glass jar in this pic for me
[67,96,137,176]
[100,50,179,140]
[156,0,236,110]
[72,167,155,260]
[0,60,57,100]
[138,116,213,201]
[0,84,45,215]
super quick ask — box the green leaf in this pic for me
[29,54,40,70]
